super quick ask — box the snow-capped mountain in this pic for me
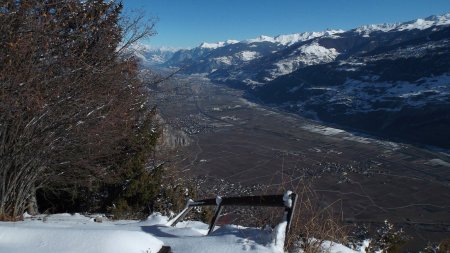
[252,14,450,149]
[354,13,450,37]
[245,30,344,45]
[159,13,450,149]
[161,30,344,78]
[199,39,240,49]
[131,44,180,66]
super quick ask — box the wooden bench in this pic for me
[167,191,297,245]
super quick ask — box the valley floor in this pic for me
[152,74,450,249]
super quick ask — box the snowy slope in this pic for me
[284,74,450,113]
[162,12,450,86]
[200,40,240,49]
[0,213,163,253]
[354,13,450,37]
[162,30,343,76]
[131,44,179,66]
[0,213,363,253]
[268,42,340,80]
[245,30,343,45]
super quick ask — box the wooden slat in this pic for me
[188,198,217,206]
[189,195,285,207]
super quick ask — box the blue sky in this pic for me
[122,0,450,48]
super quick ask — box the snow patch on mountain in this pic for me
[247,35,276,44]
[237,51,261,61]
[243,78,265,87]
[214,56,233,65]
[131,43,183,52]
[298,43,340,60]
[246,30,344,45]
[200,40,239,49]
[398,13,450,31]
[355,23,399,37]
[354,13,450,36]
[305,74,450,113]
[269,42,339,80]
[131,43,182,65]
[209,51,261,69]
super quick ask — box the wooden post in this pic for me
[167,192,297,246]
[285,193,297,235]
[207,204,223,235]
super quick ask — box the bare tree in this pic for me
[1,0,158,219]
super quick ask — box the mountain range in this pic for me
[142,13,450,149]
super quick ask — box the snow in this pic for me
[337,75,450,112]
[288,86,302,93]
[237,51,260,61]
[397,14,450,31]
[166,200,194,226]
[427,159,450,167]
[298,43,339,61]
[200,42,223,49]
[0,213,277,253]
[301,125,345,136]
[131,43,183,53]
[246,30,344,45]
[199,40,239,49]
[246,35,277,44]
[130,43,181,65]
[0,213,364,253]
[283,191,293,208]
[321,240,370,253]
[274,30,344,45]
[301,124,401,150]
[294,74,450,115]
[354,13,450,36]
[22,211,32,219]
[214,56,233,65]
[354,23,399,37]
[270,221,287,253]
[0,213,164,253]
[269,42,339,79]
[243,79,265,87]
[216,196,223,205]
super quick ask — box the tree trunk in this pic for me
[26,186,39,215]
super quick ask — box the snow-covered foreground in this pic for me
[0,213,363,253]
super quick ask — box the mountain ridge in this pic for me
[142,13,450,149]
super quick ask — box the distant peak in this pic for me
[246,30,344,45]
[131,43,184,52]
[225,39,240,44]
[193,12,450,50]
[424,12,450,22]
[355,12,450,36]
[199,40,239,49]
